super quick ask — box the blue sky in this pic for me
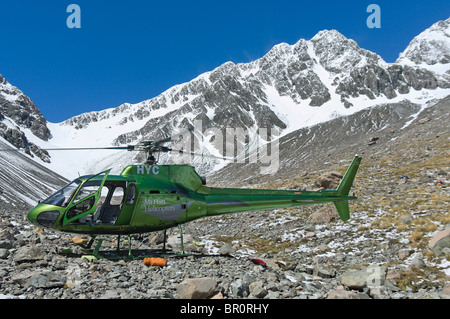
[0,1,449,123]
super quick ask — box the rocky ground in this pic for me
[0,144,449,299]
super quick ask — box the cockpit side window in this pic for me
[66,196,95,220]
[73,180,102,203]
[41,179,82,207]
[62,170,110,226]
[66,180,105,221]
[110,186,125,205]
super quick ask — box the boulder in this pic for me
[167,234,193,249]
[0,248,9,259]
[441,283,450,299]
[315,171,343,189]
[340,266,386,290]
[13,245,46,263]
[313,264,336,278]
[218,243,235,255]
[428,224,450,256]
[398,214,414,225]
[148,232,165,245]
[11,270,66,289]
[310,206,339,224]
[249,281,268,298]
[327,286,370,299]
[177,278,217,299]
[230,279,249,297]
[410,252,426,267]
[29,271,66,289]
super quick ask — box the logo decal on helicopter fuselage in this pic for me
[141,200,194,222]
[136,165,160,175]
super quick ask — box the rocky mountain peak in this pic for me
[397,17,450,66]
[0,74,51,162]
[310,29,385,74]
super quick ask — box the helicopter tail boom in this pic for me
[204,156,361,222]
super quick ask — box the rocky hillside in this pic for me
[208,95,448,186]
[0,138,68,210]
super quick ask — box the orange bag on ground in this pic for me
[72,237,89,244]
[143,257,167,267]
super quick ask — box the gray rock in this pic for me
[0,248,9,259]
[249,281,268,298]
[218,243,235,255]
[398,214,414,225]
[176,278,217,299]
[340,267,386,290]
[13,246,46,263]
[313,264,336,278]
[11,270,34,287]
[29,271,66,289]
[327,286,369,299]
[428,224,450,256]
[0,240,13,249]
[10,270,66,289]
[440,283,450,299]
[410,252,426,267]
[100,290,121,299]
[230,279,249,297]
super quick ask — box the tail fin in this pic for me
[334,155,362,222]
[336,155,362,196]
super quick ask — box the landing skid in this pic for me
[72,225,189,260]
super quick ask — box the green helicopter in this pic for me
[9,139,361,259]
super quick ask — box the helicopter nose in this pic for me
[27,206,61,228]
[27,208,40,226]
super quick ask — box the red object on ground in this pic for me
[251,258,267,267]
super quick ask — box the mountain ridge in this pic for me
[57,18,449,130]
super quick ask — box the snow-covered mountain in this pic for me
[2,17,450,188]
[397,18,450,68]
[0,74,51,163]
[0,75,69,208]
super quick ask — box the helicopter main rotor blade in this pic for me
[39,146,131,151]
[168,148,232,161]
[0,146,131,152]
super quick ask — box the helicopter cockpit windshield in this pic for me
[41,179,82,207]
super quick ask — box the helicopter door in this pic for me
[62,169,111,226]
[113,182,137,226]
